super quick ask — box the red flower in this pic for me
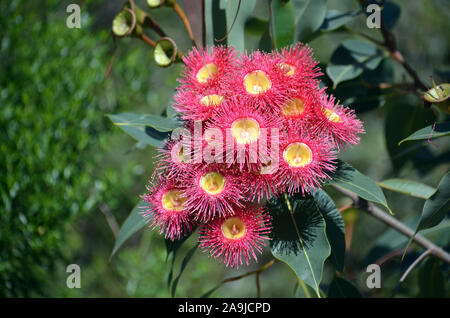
[157,134,200,180]
[277,86,321,124]
[199,205,272,268]
[232,51,292,112]
[141,177,195,241]
[183,164,247,222]
[313,92,365,149]
[174,86,228,122]
[275,43,322,88]
[179,46,238,90]
[207,96,283,169]
[276,122,337,195]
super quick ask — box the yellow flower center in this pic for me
[322,108,341,123]
[196,63,218,83]
[281,98,305,117]
[283,142,313,168]
[161,189,186,211]
[280,63,296,76]
[199,172,226,195]
[222,217,246,240]
[231,118,260,145]
[200,94,224,107]
[244,70,272,95]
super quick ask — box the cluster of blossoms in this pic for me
[141,44,364,268]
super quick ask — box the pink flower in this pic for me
[179,46,238,90]
[183,164,248,222]
[277,122,337,195]
[141,177,195,241]
[313,92,365,149]
[199,205,272,268]
[277,86,321,124]
[207,96,283,169]
[174,86,228,122]
[231,51,292,112]
[245,163,284,203]
[275,43,322,88]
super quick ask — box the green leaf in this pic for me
[295,278,318,298]
[165,235,192,288]
[268,193,331,297]
[416,172,450,233]
[205,0,227,46]
[326,39,385,88]
[292,0,327,41]
[107,113,180,131]
[418,256,446,298]
[365,218,450,265]
[111,200,150,257]
[312,190,346,272]
[378,178,436,200]
[270,0,295,48]
[328,160,392,214]
[245,16,269,36]
[222,0,257,51]
[330,78,385,113]
[107,113,180,147]
[361,59,395,86]
[171,243,198,297]
[328,277,362,298]
[381,1,401,30]
[398,122,450,145]
[320,9,361,31]
[385,104,437,170]
[403,172,450,256]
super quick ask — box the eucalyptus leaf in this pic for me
[328,160,392,214]
[378,178,436,199]
[385,104,437,170]
[107,113,180,147]
[381,1,401,30]
[328,277,362,298]
[312,190,346,272]
[398,122,450,145]
[418,256,446,298]
[270,0,295,48]
[222,0,256,51]
[171,243,198,297]
[416,172,450,233]
[111,200,150,257]
[327,39,385,88]
[268,193,331,296]
[292,0,327,41]
[320,9,361,31]
[205,0,227,46]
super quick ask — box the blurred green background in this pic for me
[1,0,449,297]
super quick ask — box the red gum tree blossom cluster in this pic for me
[141,44,364,269]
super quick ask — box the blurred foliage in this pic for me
[0,0,138,296]
[1,0,449,298]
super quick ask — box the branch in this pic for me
[172,2,196,46]
[333,185,450,265]
[392,248,433,297]
[200,259,276,297]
